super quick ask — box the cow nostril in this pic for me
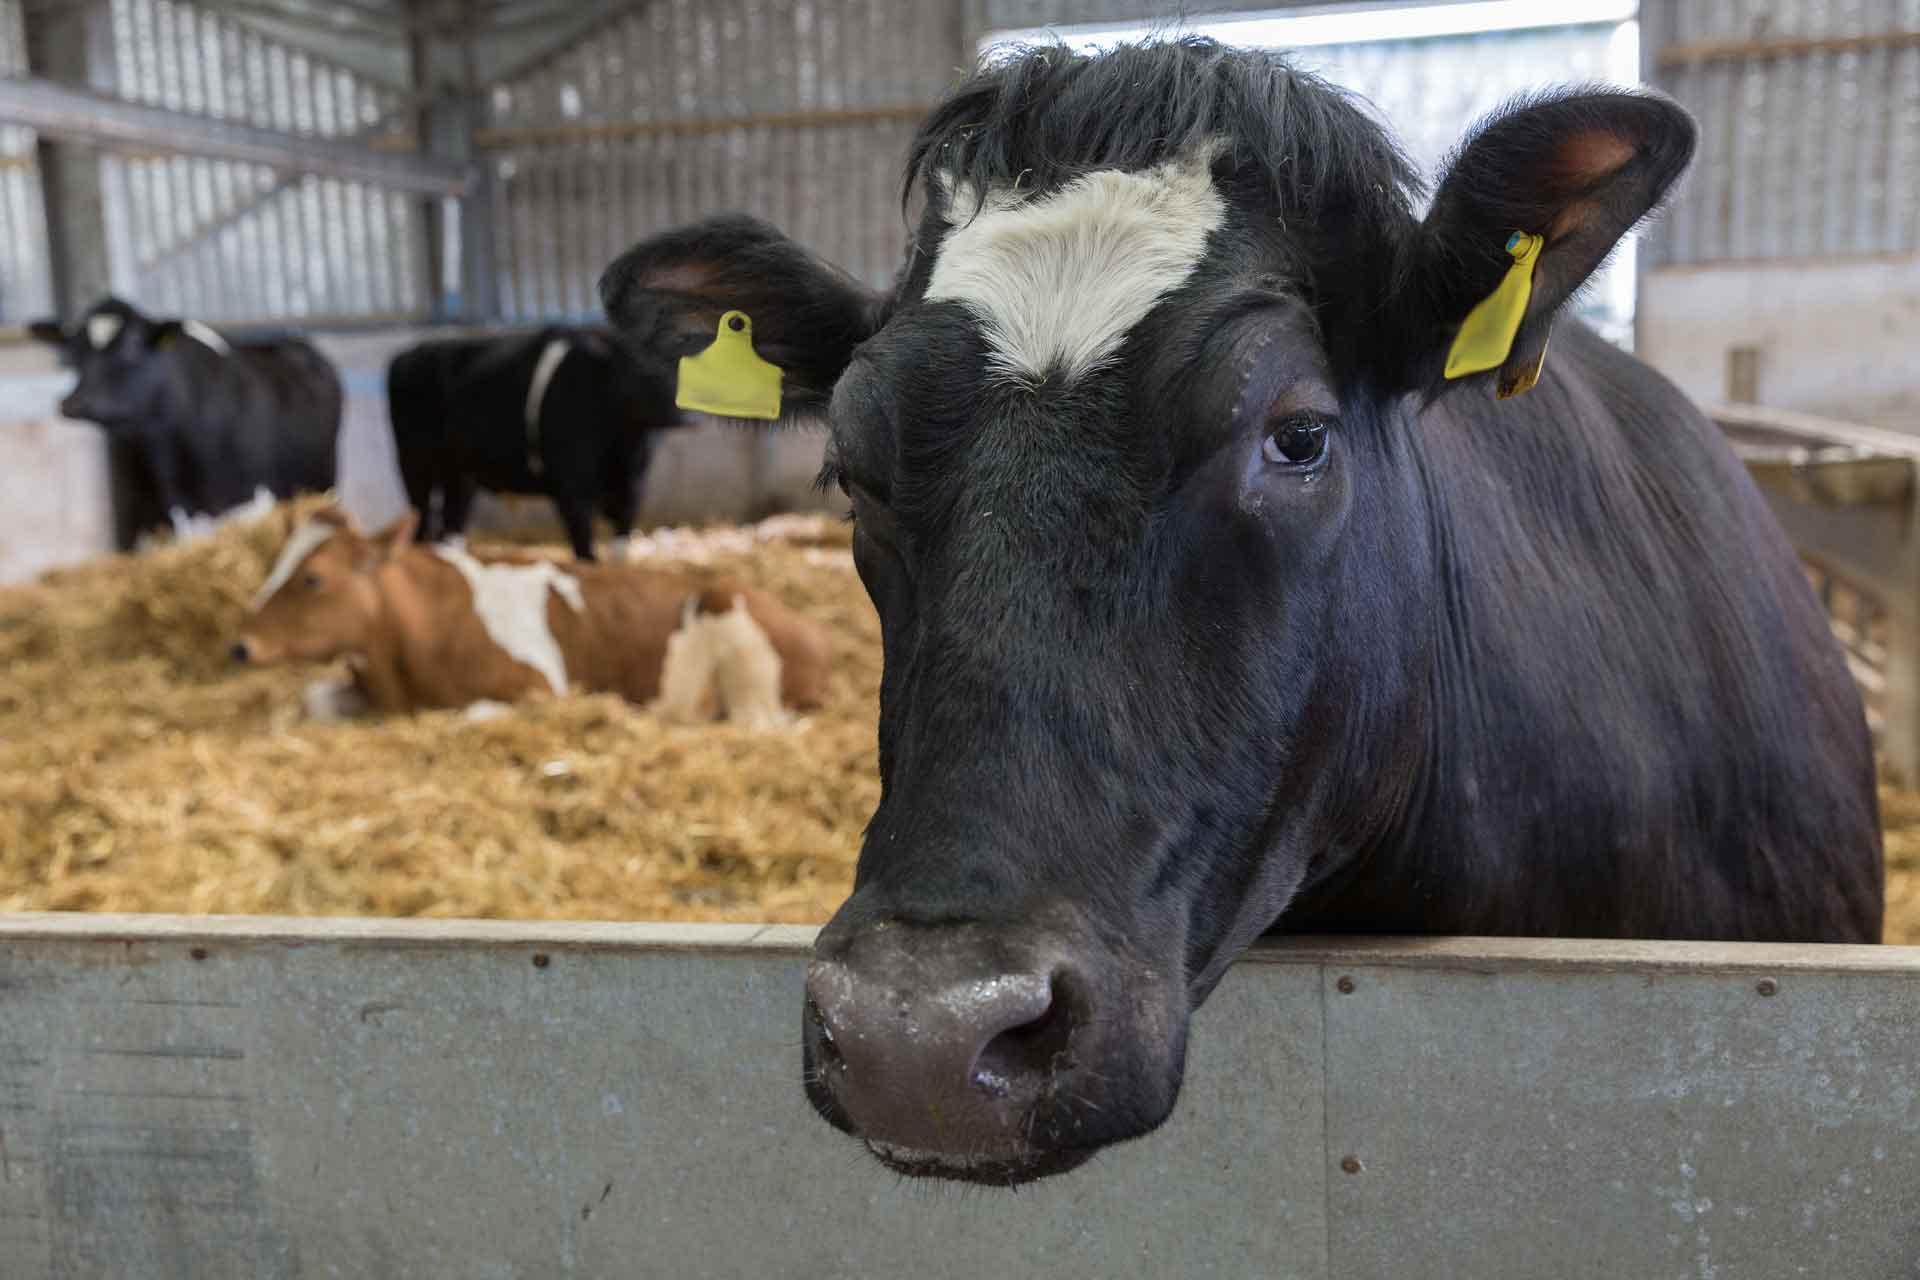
[972,973,1080,1097]
[807,995,844,1072]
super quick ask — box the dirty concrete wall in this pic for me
[1638,258,1920,428]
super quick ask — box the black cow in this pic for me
[606,42,1886,1186]
[387,327,683,561]
[30,296,340,545]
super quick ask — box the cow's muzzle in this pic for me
[801,908,1184,1186]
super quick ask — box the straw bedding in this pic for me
[0,501,879,923]
[3,501,1919,942]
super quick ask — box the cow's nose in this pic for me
[229,642,251,664]
[803,929,1091,1170]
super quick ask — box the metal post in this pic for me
[457,1,500,322]
[23,0,117,320]
[407,1,448,320]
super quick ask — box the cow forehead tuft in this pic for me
[251,519,338,611]
[85,314,124,350]
[924,143,1226,384]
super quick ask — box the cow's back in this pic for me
[231,338,341,492]
[1292,323,1881,943]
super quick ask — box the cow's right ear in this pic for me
[598,213,888,415]
[368,510,416,564]
[27,319,66,346]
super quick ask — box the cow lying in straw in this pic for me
[233,507,829,726]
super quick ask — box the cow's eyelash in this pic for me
[813,459,848,496]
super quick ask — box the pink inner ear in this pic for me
[1554,129,1637,187]
[648,263,717,292]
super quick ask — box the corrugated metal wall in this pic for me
[1647,0,1920,264]
[96,0,426,323]
[0,0,54,326]
[479,0,966,319]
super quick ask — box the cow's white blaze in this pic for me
[251,517,338,610]
[86,314,123,350]
[181,319,233,356]
[925,146,1225,383]
[432,544,585,696]
[655,595,787,729]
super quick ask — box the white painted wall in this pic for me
[1639,258,1920,429]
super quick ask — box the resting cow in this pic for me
[602,39,1884,1186]
[387,327,683,562]
[233,507,828,725]
[30,296,340,545]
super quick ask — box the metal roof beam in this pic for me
[0,75,469,196]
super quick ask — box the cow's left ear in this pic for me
[27,319,66,346]
[1389,89,1695,398]
[146,320,183,350]
[599,213,889,418]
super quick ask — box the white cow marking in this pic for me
[523,339,570,474]
[251,516,337,610]
[925,145,1225,384]
[86,314,124,350]
[302,676,369,721]
[432,545,585,696]
[655,595,788,729]
[181,319,233,356]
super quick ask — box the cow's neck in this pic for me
[347,617,415,713]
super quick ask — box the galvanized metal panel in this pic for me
[76,0,428,323]
[1648,0,1920,266]
[0,915,1330,1279]
[481,0,962,318]
[1321,954,1920,1278]
[0,0,56,325]
[0,920,1918,1274]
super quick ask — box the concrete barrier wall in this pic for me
[0,915,1914,1279]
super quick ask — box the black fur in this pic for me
[30,296,340,545]
[603,39,1880,1180]
[387,327,685,561]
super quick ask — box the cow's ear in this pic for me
[598,213,887,415]
[1390,90,1694,398]
[369,510,416,563]
[146,320,183,350]
[27,319,66,346]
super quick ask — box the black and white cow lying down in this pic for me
[387,327,684,561]
[30,296,340,545]
[602,40,1884,1186]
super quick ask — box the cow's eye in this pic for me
[1263,414,1329,467]
[303,572,323,590]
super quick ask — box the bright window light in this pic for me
[989,1,1639,56]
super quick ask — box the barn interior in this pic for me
[5,3,1920,1273]
[3,0,1920,939]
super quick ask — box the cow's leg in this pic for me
[143,436,189,530]
[398,448,439,542]
[440,474,478,545]
[556,494,597,562]
[600,452,641,561]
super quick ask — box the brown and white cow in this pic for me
[233,507,829,726]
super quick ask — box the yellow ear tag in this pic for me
[676,310,782,420]
[1443,231,1544,381]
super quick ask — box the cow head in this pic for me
[28,296,191,427]
[603,39,1694,1185]
[234,507,415,667]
